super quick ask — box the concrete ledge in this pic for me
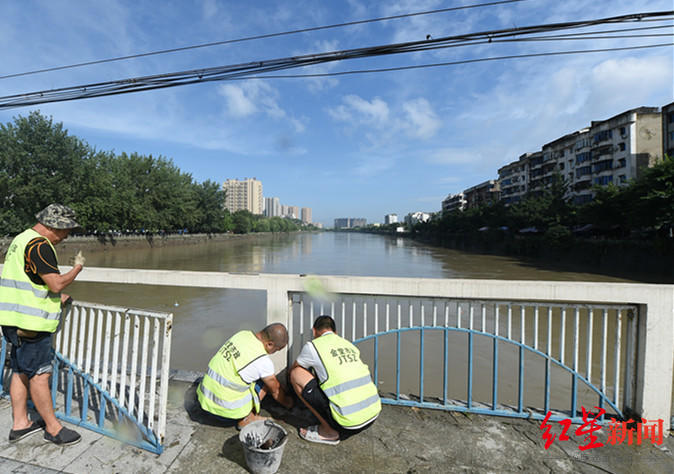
[1,380,673,473]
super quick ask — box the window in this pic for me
[618,158,626,168]
[576,166,592,178]
[669,112,674,124]
[619,126,627,136]
[592,130,612,144]
[576,152,592,164]
[592,159,613,173]
[593,175,613,186]
[618,142,626,151]
[619,175,627,184]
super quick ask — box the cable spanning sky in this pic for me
[1,1,673,225]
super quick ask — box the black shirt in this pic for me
[24,237,59,286]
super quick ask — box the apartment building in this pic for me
[491,106,664,207]
[301,207,312,224]
[441,193,467,213]
[384,213,398,224]
[264,197,281,217]
[223,178,263,214]
[464,180,500,209]
[498,153,532,205]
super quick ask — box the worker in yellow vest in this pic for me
[0,204,85,446]
[290,315,381,445]
[196,323,294,429]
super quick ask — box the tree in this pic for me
[0,111,91,233]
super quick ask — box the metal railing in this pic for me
[3,267,668,431]
[54,301,173,453]
[289,294,638,423]
[1,301,172,454]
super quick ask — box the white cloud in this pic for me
[402,98,441,139]
[218,81,286,119]
[329,95,390,126]
[219,84,257,117]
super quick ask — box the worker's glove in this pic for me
[73,250,86,267]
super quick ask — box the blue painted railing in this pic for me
[52,352,163,454]
[1,300,172,454]
[0,338,162,453]
[353,326,623,424]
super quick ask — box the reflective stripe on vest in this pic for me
[312,332,381,428]
[206,367,250,392]
[198,384,253,410]
[0,278,59,299]
[0,229,61,332]
[197,330,267,419]
[0,302,61,320]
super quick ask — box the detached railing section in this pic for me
[53,301,172,454]
[289,293,638,424]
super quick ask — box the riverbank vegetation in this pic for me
[360,156,674,279]
[0,112,314,235]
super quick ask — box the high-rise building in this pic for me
[264,197,281,217]
[287,206,299,219]
[384,214,398,224]
[301,207,312,224]
[223,178,263,214]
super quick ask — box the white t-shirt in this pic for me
[295,331,333,383]
[238,354,275,384]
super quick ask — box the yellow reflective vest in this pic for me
[312,332,381,428]
[197,330,268,419]
[0,229,61,332]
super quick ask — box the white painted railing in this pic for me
[54,300,172,449]
[20,265,673,431]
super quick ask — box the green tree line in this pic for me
[0,112,311,235]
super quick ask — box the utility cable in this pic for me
[0,11,671,109]
[241,43,674,80]
[0,0,527,81]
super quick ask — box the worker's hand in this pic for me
[73,250,86,267]
[61,293,73,306]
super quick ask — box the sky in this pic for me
[1,1,673,227]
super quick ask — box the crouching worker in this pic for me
[290,315,381,445]
[196,323,294,429]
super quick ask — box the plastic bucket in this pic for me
[239,420,288,474]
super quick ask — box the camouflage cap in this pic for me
[35,204,81,230]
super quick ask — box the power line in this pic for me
[241,43,673,79]
[0,0,527,81]
[1,11,671,109]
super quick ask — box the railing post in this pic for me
[632,298,674,430]
[266,283,292,373]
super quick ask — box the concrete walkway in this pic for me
[1,378,672,473]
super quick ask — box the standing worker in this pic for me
[196,323,294,429]
[290,315,381,445]
[0,204,85,445]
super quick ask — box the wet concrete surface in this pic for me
[1,376,672,473]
